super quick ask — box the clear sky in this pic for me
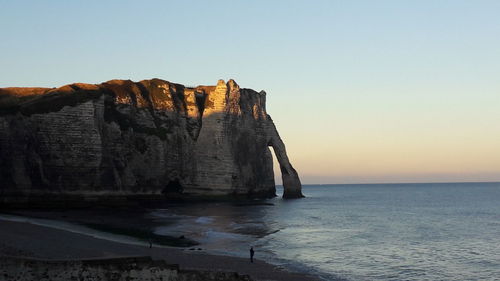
[1,0,499,184]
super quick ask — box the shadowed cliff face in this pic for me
[0,78,303,205]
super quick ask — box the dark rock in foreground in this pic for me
[0,78,303,206]
[0,256,253,281]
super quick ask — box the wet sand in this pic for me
[0,219,321,281]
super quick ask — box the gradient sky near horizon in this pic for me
[1,0,499,184]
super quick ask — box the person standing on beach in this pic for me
[250,246,255,263]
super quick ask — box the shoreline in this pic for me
[0,216,324,281]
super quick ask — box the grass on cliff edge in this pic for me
[0,89,102,116]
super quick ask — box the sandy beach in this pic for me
[0,218,321,281]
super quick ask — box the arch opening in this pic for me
[267,140,304,199]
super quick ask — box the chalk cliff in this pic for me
[0,79,303,205]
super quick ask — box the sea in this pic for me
[151,182,500,281]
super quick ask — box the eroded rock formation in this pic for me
[0,78,303,205]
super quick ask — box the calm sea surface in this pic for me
[152,182,500,281]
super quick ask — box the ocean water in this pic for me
[152,182,500,281]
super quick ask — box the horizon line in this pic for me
[276,180,500,186]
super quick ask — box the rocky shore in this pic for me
[0,218,321,281]
[1,256,253,281]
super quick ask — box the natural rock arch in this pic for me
[267,120,304,199]
[0,78,304,205]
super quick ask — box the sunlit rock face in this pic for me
[0,79,303,204]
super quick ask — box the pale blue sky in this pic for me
[1,0,499,183]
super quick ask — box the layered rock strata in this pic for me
[0,78,303,205]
